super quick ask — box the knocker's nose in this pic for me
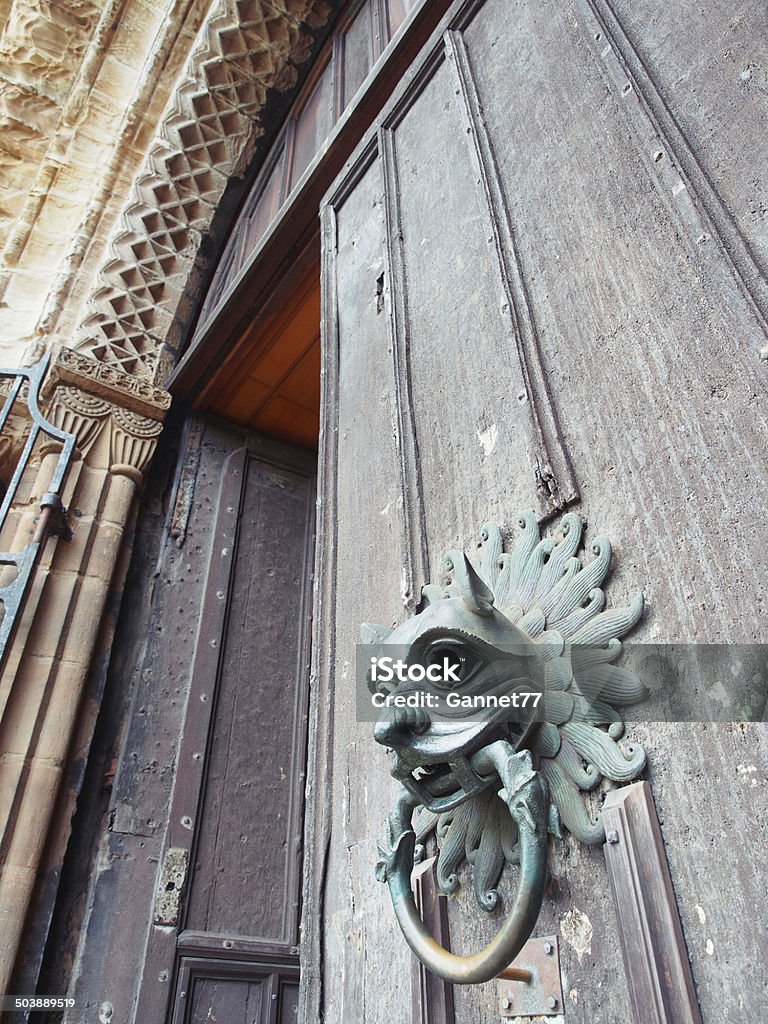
[374,704,429,747]
[373,717,401,747]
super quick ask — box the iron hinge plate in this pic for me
[153,846,188,926]
[498,935,563,1018]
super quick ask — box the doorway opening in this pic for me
[193,255,322,453]
[150,251,323,1024]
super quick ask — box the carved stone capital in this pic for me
[44,385,112,457]
[39,349,169,481]
[45,347,172,421]
[109,406,164,484]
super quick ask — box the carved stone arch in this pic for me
[71,0,336,384]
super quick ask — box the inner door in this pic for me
[136,422,316,1024]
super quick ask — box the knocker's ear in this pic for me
[420,583,447,607]
[444,551,494,616]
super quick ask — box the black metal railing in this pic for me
[0,356,76,674]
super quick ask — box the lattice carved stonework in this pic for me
[74,0,333,383]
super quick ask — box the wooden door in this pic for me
[135,419,316,1023]
[303,0,768,1022]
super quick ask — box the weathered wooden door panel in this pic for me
[179,967,266,1024]
[308,0,768,1021]
[600,0,768,300]
[183,452,314,944]
[383,55,573,542]
[154,426,315,1024]
[462,0,767,643]
[318,155,417,1018]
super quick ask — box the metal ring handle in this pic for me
[377,746,549,985]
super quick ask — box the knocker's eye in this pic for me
[423,639,485,688]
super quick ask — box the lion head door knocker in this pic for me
[363,511,647,984]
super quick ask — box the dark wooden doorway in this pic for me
[137,255,322,1022]
[131,424,317,1024]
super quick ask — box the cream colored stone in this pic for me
[0,442,141,992]
[41,514,96,575]
[0,864,38,976]
[0,652,54,758]
[0,758,65,988]
[21,568,91,657]
[33,658,96,752]
[0,0,225,364]
[67,0,331,380]
[0,751,27,838]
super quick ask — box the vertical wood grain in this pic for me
[445,27,579,518]
[580,0,768,343]
[603,782,703,1024]
[298,201,341,1024]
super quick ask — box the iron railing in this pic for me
[0,355,76,673]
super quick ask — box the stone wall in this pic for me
[0,0,215,366]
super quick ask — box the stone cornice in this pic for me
[45,347,171,421]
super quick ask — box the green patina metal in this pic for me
[365,511,648,984]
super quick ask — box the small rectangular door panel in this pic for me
[184,456,315,942]
[188,976,264,1023]
[172,953,300,1024]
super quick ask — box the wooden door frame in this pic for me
[167,0,454,406]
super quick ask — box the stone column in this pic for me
[0,348,170,993]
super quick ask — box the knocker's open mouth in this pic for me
[369,610,546,815]
[375,716,535,813]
